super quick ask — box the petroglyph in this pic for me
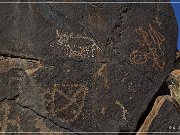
[130,23,166,70]
[115,100,128,121]
[149,24,165,50]
[0,103,21,132]
[0,56,42,75]
[122,72,135,93]
[94,63,109,89]
[153,17,162,28]
[101,107,106,115]
[44,83,88,122]
[55,29,102,58]
[130,50,148,65]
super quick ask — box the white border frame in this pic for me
[0,1,180,3]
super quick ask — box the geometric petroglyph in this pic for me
[44,83,88,123]
[130,22,166,71]
[122,72,135,93]
[54,29,101,58]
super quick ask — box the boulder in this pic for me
[0,0,178,133]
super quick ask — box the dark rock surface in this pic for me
[0,0,178,133]
[0,100,70,133]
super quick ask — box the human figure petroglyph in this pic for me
[44,83,88,122]
[55,29,102,58]
[93,63,109,90]
[130,23,166,71]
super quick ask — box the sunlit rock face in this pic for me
[0,0,178,133]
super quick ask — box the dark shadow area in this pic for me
[174,54,180,69]
[0,53,39,61]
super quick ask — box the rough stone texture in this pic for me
[0,100,69,134]
[137,96,180,134]
[0,0,178,133]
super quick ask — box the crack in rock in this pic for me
[16,103,81,134]
[0,53,39,61]
[0,55,42,76]
[0,94,19,103]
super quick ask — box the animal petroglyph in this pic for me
[130,23,165,71]
[0,56,42,75]
[0,103,21,132]
[115,100,128,121]
[44,83,88,122]
[55,29,101,58]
